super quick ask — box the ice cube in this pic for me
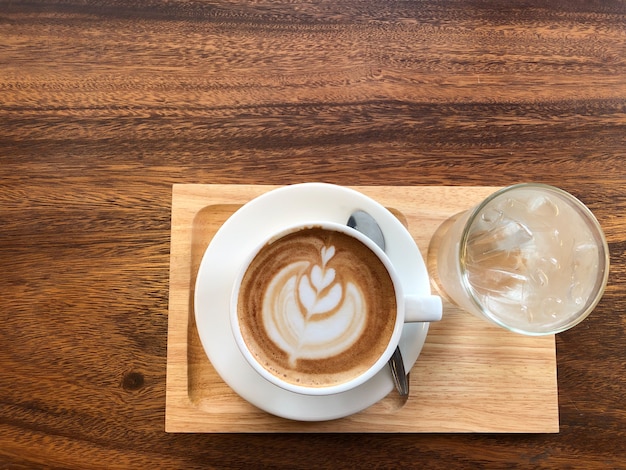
[529,268,549,287]
[527,194,559,218]
[497,197,529,222]
[572,241,599,272]
[467,266,526,293]
[509,193,563,233]
[483,292,530,327]
[467,219,534,258]
[568,281,588,306]
[467,264,528,308]
[528,256,560,288]
[479,206,504,226]
[539,296,565,321]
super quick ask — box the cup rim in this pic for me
[458,183,610,335]
[229,220,406,396]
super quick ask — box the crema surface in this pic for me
[237,227,397,388]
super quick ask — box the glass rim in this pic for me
[457,183,610,335]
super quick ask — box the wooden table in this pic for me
[2,1,625,467]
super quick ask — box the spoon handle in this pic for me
[389,347,409,396]
[347,210,410,398]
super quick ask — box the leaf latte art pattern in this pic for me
[262,244,367,367]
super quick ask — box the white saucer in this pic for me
[194,183,432,421]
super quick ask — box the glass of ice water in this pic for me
[428,183,610,335]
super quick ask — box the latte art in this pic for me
[263,244,367,367]
[237,226,397,389]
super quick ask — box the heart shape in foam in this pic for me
[321,245,335,265]
[310,265,336,292]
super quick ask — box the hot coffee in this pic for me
[236,226,398,389]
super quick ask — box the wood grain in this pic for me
[1,0,625,468]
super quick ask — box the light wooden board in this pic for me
[165,184,559,433]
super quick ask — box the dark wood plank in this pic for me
[1,0,625,468]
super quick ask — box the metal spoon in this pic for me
[347,210,409,397]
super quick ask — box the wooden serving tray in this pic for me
[166,184,559,433]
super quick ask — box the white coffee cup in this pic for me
[230,221,442,396]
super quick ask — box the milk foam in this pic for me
[262,243,367,366]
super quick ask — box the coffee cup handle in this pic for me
[404,295,443,323]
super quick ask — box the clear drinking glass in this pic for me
[428,183,610,335]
